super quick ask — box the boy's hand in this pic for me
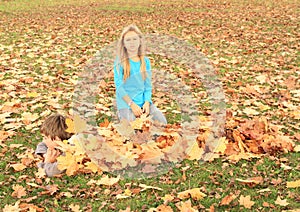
[142,102,150,116]
[44,149,60,163]
[43,136,58,150]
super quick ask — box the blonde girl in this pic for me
[114,24,167,124]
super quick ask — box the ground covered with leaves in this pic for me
[0,0,299,211]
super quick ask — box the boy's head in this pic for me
[41,114,73,141]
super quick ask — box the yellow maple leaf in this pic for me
[116,189,132,199]
[65,115,87,134]
[162,194,175,204]
[57,152,83,176]
[178,188,206,200]
[213,137,227,154]
[26,92,39,98]
[84,161,101,173]
[186,141,204,160]
[287,179,300,188]
[239,195,255,209]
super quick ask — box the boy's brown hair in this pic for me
[40,114,73,141]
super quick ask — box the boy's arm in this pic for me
[40,162,64,177]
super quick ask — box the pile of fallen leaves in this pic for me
[46,113,299,177]
[223,114,297,162]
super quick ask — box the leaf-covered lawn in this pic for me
[0,0,299,211]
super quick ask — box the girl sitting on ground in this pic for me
[113,24,167,125]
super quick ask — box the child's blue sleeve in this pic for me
[113,61,128,98]
[143,58,152,103]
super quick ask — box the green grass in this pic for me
[0,0,95,12]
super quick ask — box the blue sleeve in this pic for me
[113,61,128,98]
[144,58,152,103]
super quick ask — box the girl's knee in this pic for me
[118,109,136,122]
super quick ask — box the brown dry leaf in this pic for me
[178,188,206,201]
[275,196,289,206]
[271,178,282,186]
[262,202,275,208]
[239,195,255,209]
[286,179,300,188]
[45,184,59,195]
[11,163,27,171]
[220,193,236,206]
[12,185,27,198]
[19,203,44,212]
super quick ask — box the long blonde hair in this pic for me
[116,24,146,81]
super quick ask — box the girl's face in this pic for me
[123,31,140,55]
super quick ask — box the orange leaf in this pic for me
[178,188,206,200]
[156,205,173,212]
[11,163,27,171]
[220,194,236,206]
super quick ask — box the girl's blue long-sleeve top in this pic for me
[114,57,152,110]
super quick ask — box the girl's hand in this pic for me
[130,103,143,117]
[142,102,150,116]
[44,149,61,163]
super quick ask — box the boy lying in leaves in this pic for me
[35,114,74,177]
